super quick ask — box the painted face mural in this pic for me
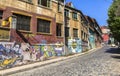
[12,43,22,55]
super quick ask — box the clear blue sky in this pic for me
[65,0,113,26]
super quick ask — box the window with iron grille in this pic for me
[37,19,50,33]
[56,23,62,36]
[13,13,31,31]
[38,0,51,8]
[73,28,78,38]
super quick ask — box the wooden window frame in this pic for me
[37,18,51,34]
[65,9,69,18]
[73,28,78,38]
[72,12,78,20]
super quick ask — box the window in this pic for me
[81,30,84,39]
[65,27,69,37]
[65,9,69,17]
[38,0,51,8]
[13,13,31,31]
[72,12,77,20]
[37,19,51,33]
[73,28,78,38]
[0,11,3,19]
[84,33,86,40]
[58,2,62,12]
[56,23,62,36]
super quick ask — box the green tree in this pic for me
[108,0,120,42]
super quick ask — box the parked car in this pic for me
[111,44,115,47]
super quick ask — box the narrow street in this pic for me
[8,46,120,76]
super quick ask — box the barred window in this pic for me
[13,13,31,31]
[37,19,51,33]
[73,28,78,38]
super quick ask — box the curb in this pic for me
[0,47,102,76]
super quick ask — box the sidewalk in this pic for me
[0,47,102,76]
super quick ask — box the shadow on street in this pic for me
[105,47,120,59]
[111,55,120,59]
[105,47,120,54]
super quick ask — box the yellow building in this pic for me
[0,0,65,44]
[64,2,85,53]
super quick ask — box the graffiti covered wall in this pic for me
[68,38,82,54]
[81,41,88,51]
[89,35,95,49]
[0,42,64,69]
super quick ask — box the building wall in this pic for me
[80,21,88,51]
[0,0,64,45]
[65,6,83,53]
[101,26,110,43]
[0,0,65,69]
[102,34,109,42]
[65,8,81,38]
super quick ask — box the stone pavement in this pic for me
[0,47,101,76]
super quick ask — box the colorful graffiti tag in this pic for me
[0,42,23,68]
[68,38,82,54]
[0,42,64,69]
[89,35,95,49]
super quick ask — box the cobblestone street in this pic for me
[8,46,120,76]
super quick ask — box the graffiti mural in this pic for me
[68,38,82,54]
[0,42,64,69]
[0,42,23,68]
[89,35,95,49]
[81,41,88,51]
[54,44,64,56]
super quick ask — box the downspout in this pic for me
[63,0,66,55]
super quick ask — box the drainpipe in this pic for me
[9,15,17,42]
[87,24,90,50]
[63,0,66,55]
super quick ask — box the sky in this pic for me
[65,0,113,26]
